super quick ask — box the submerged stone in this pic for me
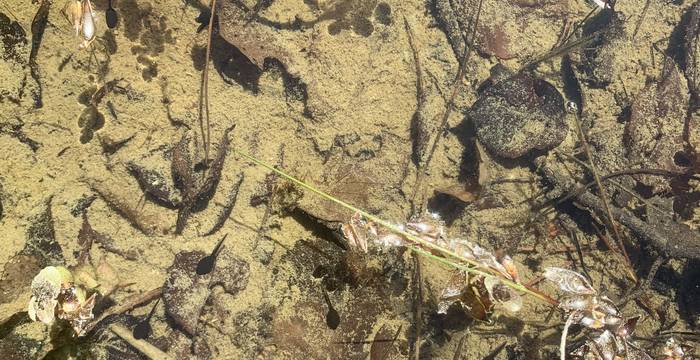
[468,65,568,159]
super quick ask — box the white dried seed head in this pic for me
[81,0,95,41]
[543,267,596,295]
[28,266,74,324]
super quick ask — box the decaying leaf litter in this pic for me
[1,0,700,358]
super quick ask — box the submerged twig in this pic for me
[413,0,483,209]
[571,109,635,280]
[199,0,218,171]
[412,254,422,360]
[203,173,244,235]
[111,324,172,360]
[29,0,51,108]
[86,287,163,334]
[537,159,700,260]
[632,0,651,40]
[404,17,430,171]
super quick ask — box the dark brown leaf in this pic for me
[171,134,195,197]
[127,161,181,208]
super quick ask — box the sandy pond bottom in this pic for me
[1,0,700,359]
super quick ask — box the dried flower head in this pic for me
[28,266,73,325]
[341,212,523,316]
[27,265,97,336]
[544,267,650,360]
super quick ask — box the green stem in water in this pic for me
[234,150,556,305]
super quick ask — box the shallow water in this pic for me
[1,0,699,359]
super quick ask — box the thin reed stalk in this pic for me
[199,0,217,170]
[572,111,636,281]
[234,150,557,305]
[413,0,483,205]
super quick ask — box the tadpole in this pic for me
[132,298,160,340]
[195,8,211,33]
[196,233,227,275]
[106,0,118,29]
[322,289,340,330]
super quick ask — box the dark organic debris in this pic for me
[624,61,691,193]
[468,65,567,159]
[432,0,473,61]
[680,1,700,108]
[194,7,210,34]
[0,198,63,305]
[203,173,244,236]
[28,0,51,108]
[163,250,249,336]
[78,212,139,261]
[0,11,27,63]
[537,158,700,260]
[128,161,182,209]
[70,194,97,217]
[578,8,625,88]
[22,197,64,266]
[0,119,41,152]
[0,255,42,305]
[680,259,700,326]
[172,126,234,234]
[78,105,105,144]
[149,325,212,360]
[77,80,124,144]
[405,17,431,169]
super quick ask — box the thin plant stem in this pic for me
[234,150,557,305]
[572,112,636,281]
[560,312,575,360]
[199,0,217,171]
[413,0,483,207]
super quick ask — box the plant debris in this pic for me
[624,61,692,193]
[171,126,234,234]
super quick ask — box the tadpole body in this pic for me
[106,0,118,29]
[132,298,160,340]
[196,234,227,275]
[322,289,340,330]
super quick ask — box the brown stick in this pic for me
[537,159,700,260]
[572,112,635,279]
[412,0,483,207]
[199,0,217,170]
[85,287,163,334]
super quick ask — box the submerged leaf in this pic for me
[171,134,195,195]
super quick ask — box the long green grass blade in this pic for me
[234,150,555,304]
